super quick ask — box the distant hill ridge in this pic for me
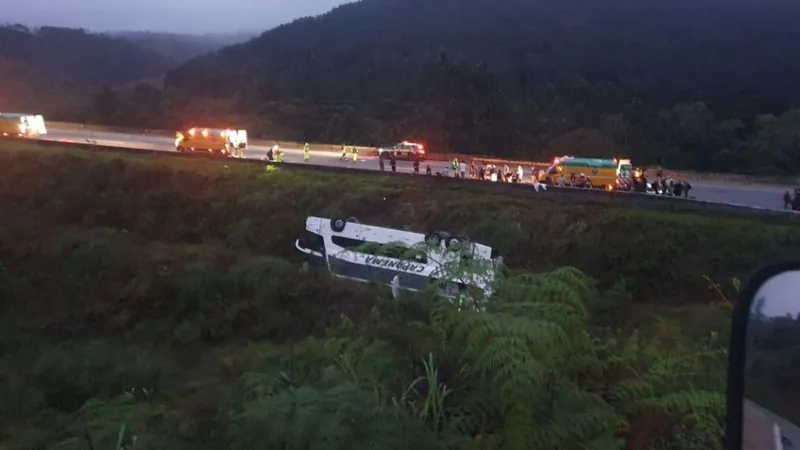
[111,31,258,63]
[0,25,174,86]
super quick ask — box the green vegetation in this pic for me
[0,25,248,119]
[141,0,800,175]
[0,25,174,114]
[6,1,800,175]
[1,141,798,449]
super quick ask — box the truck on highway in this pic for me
[377,141,426,161]
[0,113,47,137]
[174,127,247,158]
[538,156,633,190]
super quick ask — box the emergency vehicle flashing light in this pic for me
[401,141,426,153]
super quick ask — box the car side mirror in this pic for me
[726,261,800,449]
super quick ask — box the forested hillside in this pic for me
[0,25,175,113]
[145,0,796,175]
[113,31,257,63]
[5,0,800,175]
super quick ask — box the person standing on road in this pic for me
[793,188,800,210]
[673,181,684,197]
[352,146,359,163]
[413,159,420,175]
[340,144,347,161]
[784,190,793,209]
[459,161,466,179]
[390,153,397,172]
[426,164,432,176]
[379,154,386,171]
[303,143,310,162]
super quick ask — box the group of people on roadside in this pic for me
[782,188,800,210]
[437,158,528,183]
[628,169,693,197]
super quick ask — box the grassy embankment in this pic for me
[1,141,799,449]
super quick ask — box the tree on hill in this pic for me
[0,25,174,86]
[7,0,800,174]
[146,0,800,174]
[0,25,176,115]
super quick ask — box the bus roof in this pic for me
[559,158,619,169]
[0,113,38,119]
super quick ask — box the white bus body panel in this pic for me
[295,216,499,299]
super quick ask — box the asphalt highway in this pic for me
[744,398,800,449]
[38,128,793,211]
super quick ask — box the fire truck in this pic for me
[174,127,248,158]
[0,113,47,137]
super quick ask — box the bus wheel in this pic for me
[446,236,462,251]
[331,218,347,232]
[425,232,443,247]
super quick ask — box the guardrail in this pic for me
[45,121,553,163]
[43,121,800,186]
[47,121,381,156]
[3,135,797,222]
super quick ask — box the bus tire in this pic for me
[331,218,347,232]
[425,232,442,247]
[446,236,462,251]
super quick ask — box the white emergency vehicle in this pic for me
[294,216,503,302]
[0,113,47,137]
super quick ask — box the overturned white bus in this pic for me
[294,216,503,302]
[0,113,47,137]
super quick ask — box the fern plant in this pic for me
[601,331,726,450]
[427,267,621,450]
[221,344,442,450]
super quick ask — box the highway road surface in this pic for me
[744,398,800,449]
[38,128,793,211]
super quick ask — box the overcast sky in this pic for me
[751,270,800,318]
[6,0,350,34]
